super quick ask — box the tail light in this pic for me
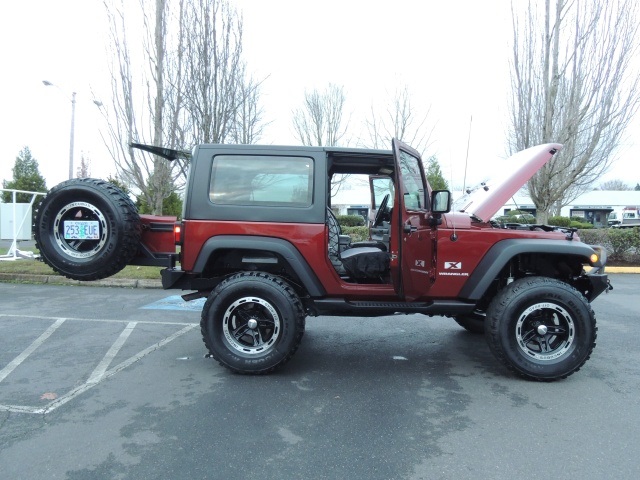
[174,222,183,245]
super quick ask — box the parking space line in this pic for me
[0,313,196,326]
[87,322,137,385]
[0,318,66,384]
[40,324,198,414]
[0,320,198,415]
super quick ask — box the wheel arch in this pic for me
[459,239,595,301]
[193,235,326,297]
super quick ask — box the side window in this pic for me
[209,155,314,206]
[398,150,427,211]
[372,176,395,209]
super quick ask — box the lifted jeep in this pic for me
[34,140,610,380]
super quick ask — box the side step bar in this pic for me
[308,298,476,317]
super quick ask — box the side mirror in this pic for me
[431,190,451,214]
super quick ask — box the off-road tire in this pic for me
[485,276,597,381]
[201,272,306,374]
[34,178,140,281]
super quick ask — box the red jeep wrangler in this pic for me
[34,140,610,381]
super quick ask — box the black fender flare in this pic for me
[458,239,595,301]
[193,235,326,297]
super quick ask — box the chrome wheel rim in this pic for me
[222,297,281,355]
[515,302,575,361]
[53,201,108,259]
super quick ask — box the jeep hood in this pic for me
[452,143,562,222]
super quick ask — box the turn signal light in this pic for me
[588,246,606,267]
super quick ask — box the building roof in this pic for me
[501,190,640,216]
[567,190,640,208]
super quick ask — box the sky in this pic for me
[1,0,638,193]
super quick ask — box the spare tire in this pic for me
[34,178,141,281]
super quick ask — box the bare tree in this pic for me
[230,75,267,144]
[508,0,640,222]
[184,0,241,143]
[76,153,91,178]
[101,0,186,214]
[292,84,350,196]
[600,179,631,191]
[363,85,434,155]
[101,0,264,210]
[293,84,348,147]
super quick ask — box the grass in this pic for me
[0,247,163,280]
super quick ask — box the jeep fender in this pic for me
[193,235,326,297]
[458,239,595,301]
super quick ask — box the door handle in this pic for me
[403,224,417,233]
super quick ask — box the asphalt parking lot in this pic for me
[0,276,639,479]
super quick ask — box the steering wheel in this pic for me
[373,194,390,227]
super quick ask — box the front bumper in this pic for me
[585,268,612,301]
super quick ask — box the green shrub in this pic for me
[607,228,637,260]
[341,226,369,242]
[548,216,571,227]
[337,214,365,227]
[632,227,640,255]
[570,221,593,229]
[577,229,607,246]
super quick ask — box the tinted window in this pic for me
[210,155,314,206]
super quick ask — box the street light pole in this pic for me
[43,80,77,180]
[68,91,76,180]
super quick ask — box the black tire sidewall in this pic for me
[202,273,304,373]
[35,179,139,279]
[486,277,596,380]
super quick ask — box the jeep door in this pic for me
[392,139,434,301]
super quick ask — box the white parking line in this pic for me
[87,322,137,385]
[0,318,66,383]
[0,315,198,415]
[0,313,194,326]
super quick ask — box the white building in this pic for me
[501,190,640,227]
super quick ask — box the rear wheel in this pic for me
[485,277,597,381]
[34,178,140,280]
[201,272,306,374]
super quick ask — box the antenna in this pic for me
[462,115,472,196]
[451,115,472,242]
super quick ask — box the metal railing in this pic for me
[0,188,46,261]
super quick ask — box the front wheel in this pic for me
[485,277,597,381]
[201,272,306,374]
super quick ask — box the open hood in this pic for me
[452,143,562,222]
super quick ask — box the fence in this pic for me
[0,188,46,261]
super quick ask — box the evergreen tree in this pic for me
[136,191,183,218]
[425,155,449,191]
[635,183,640,191]
[2,147,48,203]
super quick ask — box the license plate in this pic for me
[63,221,100,240]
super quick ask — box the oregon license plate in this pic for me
[63,221,100,240]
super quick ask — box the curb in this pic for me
[605,266,640,274]
[1,268,638,290]
[0,273,162,288]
